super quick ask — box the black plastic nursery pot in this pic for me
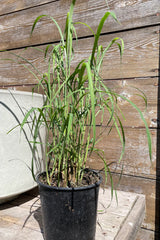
[36,170,102,240]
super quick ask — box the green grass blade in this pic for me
[90,11,117,67]
[31,15,46,36]
[84,62,96,147]
[119,94,152,161]
[74,22,95,36]
[20,107,37,130]
[98,37,124,70]
[31,15,65,45]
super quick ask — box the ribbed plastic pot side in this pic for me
[36,170,102,240]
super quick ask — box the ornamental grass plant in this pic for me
[13,0,151,188]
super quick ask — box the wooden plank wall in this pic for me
[0,0,159,236]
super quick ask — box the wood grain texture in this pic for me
[115,195,145,240]
[88,127,156,178]
[72,26,159,79]
[97,189,145,240]
[0,47,47,86]
[136,228,154,240]
[0,0,159,50]
[104,173,156,231]
[0,26,158,86]
[0,0,58,16]
[96,77,158,128]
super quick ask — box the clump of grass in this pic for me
[17,0,151,187]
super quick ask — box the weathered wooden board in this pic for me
[0,0,59,16]
[0,26,158,86]
[0,77,158,128]
[104,173,156,231]
[72,26,159,79]
[87,127,156,178]
[0,47,47,85]
[136,228,154,240]
[0,0,159,50]
[96,77,158,128]
[115,194,145,240]
[0,223,44,240]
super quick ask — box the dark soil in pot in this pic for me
[39,169,101,188]
[37,169,102,240]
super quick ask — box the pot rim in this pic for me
[36,170,102,192]
[0,89,44,98]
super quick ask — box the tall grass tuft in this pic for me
[17,0,151,187]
